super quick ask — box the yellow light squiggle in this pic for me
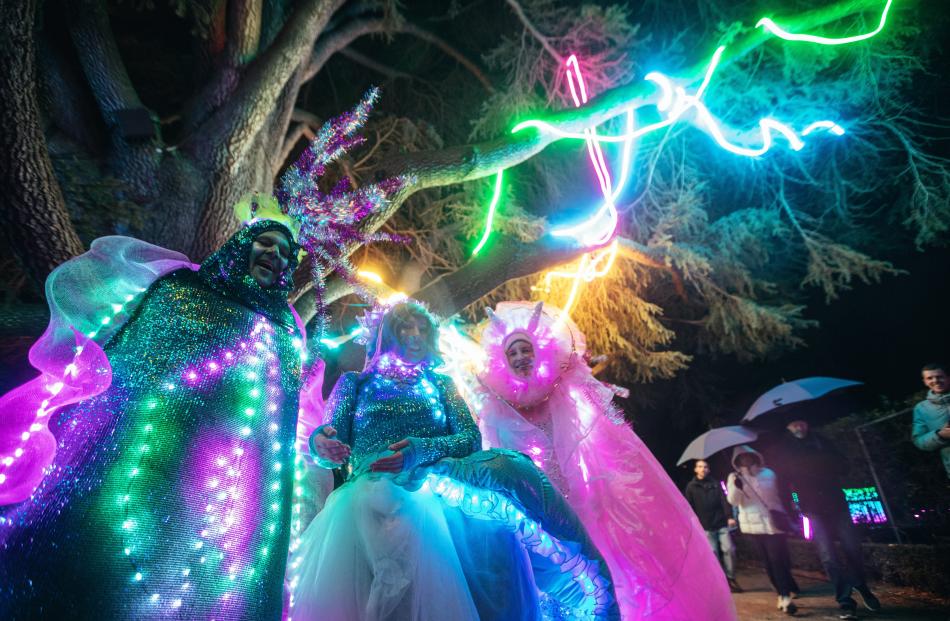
[356,270,383,284]
[541,240,619,317]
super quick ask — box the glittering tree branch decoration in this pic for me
[267,87,410,339]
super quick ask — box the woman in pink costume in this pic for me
[473,302,737,621]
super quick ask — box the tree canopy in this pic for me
[2,0,948,414]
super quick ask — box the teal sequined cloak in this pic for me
[1,222,305,620]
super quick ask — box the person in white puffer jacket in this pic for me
[727,445,799,615]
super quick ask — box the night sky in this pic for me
[642,241,950,484]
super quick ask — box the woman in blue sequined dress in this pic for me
[290,302,620,621]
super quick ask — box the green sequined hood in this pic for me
[198,220,301,328]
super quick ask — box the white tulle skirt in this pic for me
[289,449,624,621]
[289,470,548,621]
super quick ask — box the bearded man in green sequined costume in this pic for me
[0,220,308,620]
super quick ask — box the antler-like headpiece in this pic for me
[241,87,410,338]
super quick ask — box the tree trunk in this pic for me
[68,0,162,203]
[0,0,85,291]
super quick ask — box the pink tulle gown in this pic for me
[472,302,737,621]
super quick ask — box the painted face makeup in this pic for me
[396,315,431,363]
[505,339,535,378]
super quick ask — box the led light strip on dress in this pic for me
[0,288,145,489]
[116,316,305,613]
[423,474,614,619]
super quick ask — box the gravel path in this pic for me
[732,568,950,620]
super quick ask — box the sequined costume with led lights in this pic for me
[0,221,309,620]
[290,305,620,621]
[472,302,737,621]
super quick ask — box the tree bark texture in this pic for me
[68,0,162,202]
[226,0,263,65]
[413,233,597,317]
[186,0,347,259]
[0,0,85,292]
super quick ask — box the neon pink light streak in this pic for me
[551,55,633,246]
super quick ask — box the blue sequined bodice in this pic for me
[320,369,481,473]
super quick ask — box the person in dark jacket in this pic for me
[771,420,881,620]
[684,459,743,592]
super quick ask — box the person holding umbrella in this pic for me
[684,459,743,593]
[727,446,798,615]
[772,419,881,620]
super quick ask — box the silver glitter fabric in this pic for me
[0,223,304,620]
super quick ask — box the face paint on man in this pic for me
[505,339,535,377]
[248,230,291,288]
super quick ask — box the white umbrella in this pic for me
[741,377,862,426]
[677,425,759,466]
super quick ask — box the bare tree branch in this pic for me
[266,63,308,177]
[207,0,228,55]
[68,0,161,201]
[68,0,144,114]
[272,108,324,174]
[305,17,391,82]
[36,31,107,154]
[277,122,316,174]
[292,108,324,129]
[395,22,495,94]
[368,0,888,218]
[617,237,687,300]
[182,0,322,134]
[413,233,599,317]
[340,47,412,81]
[290,231,597,324]
[504,0,564,64]
[186,0,348,258]
[304,18,494,94]
[187,0,346,162]
[290,0,886,321]
[271,108,323,174]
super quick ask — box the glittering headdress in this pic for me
[240,87,408,338]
